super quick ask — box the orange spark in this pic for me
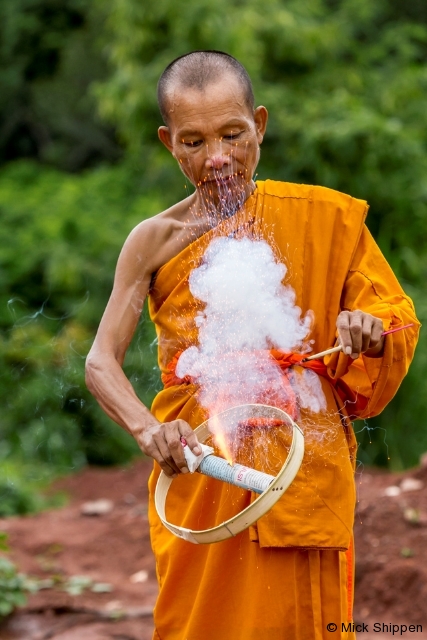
[211,415,233,465]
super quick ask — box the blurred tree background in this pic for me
[1,0,426,512]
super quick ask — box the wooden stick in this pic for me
[301,344,343,362]
[300,323,414,363]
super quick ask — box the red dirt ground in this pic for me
[0,456,426,640]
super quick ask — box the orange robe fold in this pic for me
[147,180,419,640]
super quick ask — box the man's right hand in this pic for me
[138,419,202,478]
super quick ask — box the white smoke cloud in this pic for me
[176,236,326,417]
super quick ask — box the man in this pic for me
[86,51,419,639]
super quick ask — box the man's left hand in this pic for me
[336,310,384,359]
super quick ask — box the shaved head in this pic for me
[157,50,255,126]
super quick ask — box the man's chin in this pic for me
[194,180,253,221]
[200,173,247,186]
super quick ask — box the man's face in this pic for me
[158,73,268,201]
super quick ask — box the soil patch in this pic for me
[0,459,156,640]
[0,457,426,639]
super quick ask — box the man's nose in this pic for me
[205,154,231,170]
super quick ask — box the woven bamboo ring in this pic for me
[155,404,304,544]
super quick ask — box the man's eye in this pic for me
[183,140,202,147]
[223,133,242,140]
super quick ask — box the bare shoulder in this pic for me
[117,194,196,283]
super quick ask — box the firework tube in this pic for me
[197,455,274,494]
[180,437,274,493]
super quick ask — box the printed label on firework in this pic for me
[198,455,274,494]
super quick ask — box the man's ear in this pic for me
[158,126,174,153]
[253,106,268,144]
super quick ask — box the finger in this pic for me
[348,310,363,358]
[336,311,353,356]
[361,314,373,353]
[369,318,384,349]
[164,421,190,474]
[178,420,202,456]
[143,440,178,478]
[153,431,181,477]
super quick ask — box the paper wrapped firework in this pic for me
[182,441,274,495]
[156,405,304,544]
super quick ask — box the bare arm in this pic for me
[85,219,201,477]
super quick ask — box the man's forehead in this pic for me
[166,77,253,131]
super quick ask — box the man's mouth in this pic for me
[200,173,244,185]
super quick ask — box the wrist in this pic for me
[127,412,160,439]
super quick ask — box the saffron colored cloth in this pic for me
[160,349,333,421]
[161,349,331,389]
[147,181,419,640]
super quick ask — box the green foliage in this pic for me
[0,478,39,518]
[0,0,120,170]
[0,532,9,552]
[0,160,163,474]
[0,461,66,517]
[0,555,29,617]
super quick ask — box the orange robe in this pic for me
[147,181,419,640]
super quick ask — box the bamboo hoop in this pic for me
[155,404,304,544]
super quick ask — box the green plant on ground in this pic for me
[0,556,29,617]
[0,533,114,619]
[0,534,37,618]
